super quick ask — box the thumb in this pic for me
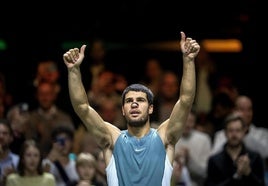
[180,31,186,42]
[80,45,87,55]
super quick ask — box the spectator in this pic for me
[0,119,19,185]
[211,95,268,159]
[33,60,60,91]
[205,113,265,186]
[43,126,79,186]
[175,110,212,186]
[29,81,75,156]
[68,152,104,186]
[6,139,56,186]
[6,103,32,155]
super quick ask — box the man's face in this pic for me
[37,83,57,110]
[225,120,245,148]
[235,97,253,127]
[122,91,153,127]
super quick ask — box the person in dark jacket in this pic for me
[205,113,265,186]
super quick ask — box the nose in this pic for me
[131,102,139,107]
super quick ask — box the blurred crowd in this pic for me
[0,38,267,186]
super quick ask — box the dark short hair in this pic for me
[223,113,245,130]
[121,83,154,105]
[51,126,74,140]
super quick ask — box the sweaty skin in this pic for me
[63,31,200,172]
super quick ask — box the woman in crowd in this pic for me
[6,139,56,186]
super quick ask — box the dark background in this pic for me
[1,1,263,126]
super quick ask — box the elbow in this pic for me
[74,103,89,117]
[180,85,196,106]
[180,93,195,108]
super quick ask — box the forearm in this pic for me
[169,58,196,126]
[179,57,196,106]
[166,58,196,144]
[68,66,89,114]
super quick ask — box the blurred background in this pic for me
[0,0,263,126]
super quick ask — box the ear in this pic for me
[149,105,153,114]
[122,106,125,116]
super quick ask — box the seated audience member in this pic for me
[6,103,32,155]
[43,126,79,186]
[211,95,268,159]
[205,113,265,186]
[29,81,75,156]
[175,110,212,186]
[68,152,104,186]
[0,119,19,185]
[6,139,56,186]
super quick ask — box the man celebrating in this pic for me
[63,31,200,185]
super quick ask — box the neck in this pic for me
[226,144,242,161]
[128,124,151,139]
[24,169,39,176]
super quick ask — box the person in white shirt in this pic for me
[175,110,212,186]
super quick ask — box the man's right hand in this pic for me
[63,45,87,68]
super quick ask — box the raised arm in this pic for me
[63,45,120,149]
[159,32,200,146]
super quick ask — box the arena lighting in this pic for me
[142,39,242,52]
[62,39,243,52]
[201,39,242,52]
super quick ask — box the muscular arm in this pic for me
[64,45,120,149]
[158,32,200,149]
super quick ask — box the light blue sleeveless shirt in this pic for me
[108,128,170,186]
